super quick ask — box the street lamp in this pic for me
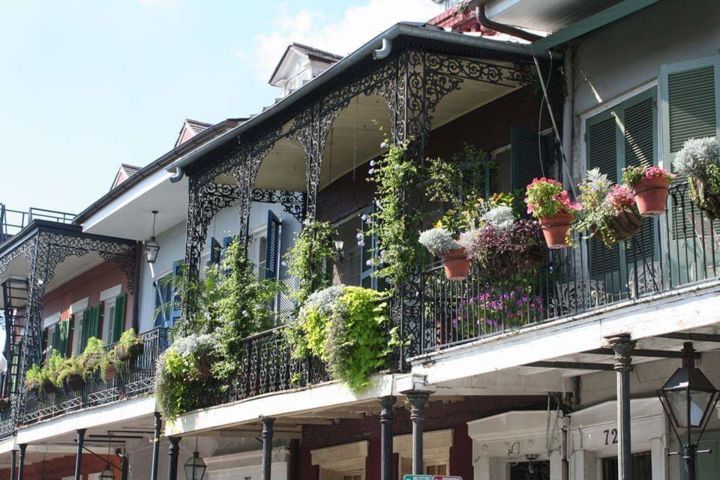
[99,464,115,480]
[658,342,720,480]
[145,210,160,264]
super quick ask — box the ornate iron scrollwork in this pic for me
[251,189,306,224]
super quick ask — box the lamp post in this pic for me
[658,342,720,480]
[145,210,160,264]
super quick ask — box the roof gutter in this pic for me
[165,22,549,179]
[473,1,542,42]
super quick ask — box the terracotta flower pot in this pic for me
[539,213,574,249]
[633,177,670,216]
[439,248,470,281]
[105,364,118,381]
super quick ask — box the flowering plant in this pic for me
[621,164,674,188]
[524,177,581,219]
[418,227,460,257]
[673,137,720,219]
[453,285,545,334]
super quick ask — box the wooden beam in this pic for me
[585,348,698,359]
[656,332,720,343]
[525,361,614,371]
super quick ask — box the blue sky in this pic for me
[0,0,442,216]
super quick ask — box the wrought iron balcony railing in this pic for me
[0,204,76,244]
[19,327,169,426]
[419,182,720,353]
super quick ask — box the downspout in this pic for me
[473,1,542,42]
[169,166,184,183]
[562,46,575,188]
[373,38,393,60]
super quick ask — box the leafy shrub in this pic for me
[286,220,336,305]
[418,228,459,257]
[25,364,43,392]
[290,286,395,391]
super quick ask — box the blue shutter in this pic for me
[265,211,281,281]
[510,127,552,192]
[209,238,221,266]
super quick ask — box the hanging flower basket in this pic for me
[633,176,671,216]
[606,208,644,241]
[105,363,118,381]
[439,247,470,281]
[539,213,574,249]
[672,137,720,219]
[42,379,59,395]
[688,176,720,219]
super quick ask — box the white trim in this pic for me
[578,80,658,121]
[69,297,89,315]
[42,312,61,329]
[205,447,289,469]
[99,284,122,303]
[312,441,368,474]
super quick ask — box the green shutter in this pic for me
[510,127,552,191]
[668,65,717,153]
[79,310,89,352]
[112,294,126,343]
[88,305,100,340]
[58,320,70,357]
[587,115,620,276]
[51,325,61,354]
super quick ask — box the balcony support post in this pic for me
[168,436,180,480]
[608,334,635,480]
[380,396,396,480]
[407,391,430,474]
[10,448,16,480]
[74,429,86,480]
[151,412,162,480]
[16,444,26,480]
[262,417,275,480]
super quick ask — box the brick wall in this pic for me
[0,453,122,480]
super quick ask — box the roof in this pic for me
[175,118,213,147]
[110,164,142,190]
[168,22,553,176]
[269,42,343,85]
[185,118,211,134]
[75,118,245,224]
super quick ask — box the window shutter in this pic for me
[79,310,90,351]
[112,294,126,343]
[170,261,183,324]
[51,325,61,355]
[209,238,222,265]
[59,320,70,357]
[667,65,717,153]
[265,211,281,281]
[86,305,100,343]
[510,127,551,191]
[587,115,621,276]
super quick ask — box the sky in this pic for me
[0,0,444,216]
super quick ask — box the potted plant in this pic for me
[82,337,118,382]
[41,350,63,394]
[419,227,469,280]
[574,169,644,246]
[170,334,219,380]
[525,177,582,249]
[113,329,143,362]
[622,164,674,216]
[59,356,86,392]
[460,206,546,280]
[673,136,720,219]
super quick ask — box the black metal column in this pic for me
[16,444,26,480]
[407,392,430,475]
[10,448,16,480]
[380,396,396,480]
[609,334,635,480]
[151,412,162,480]
[262,417,275,480]
[168,437,180,480]
[75,428,86,480]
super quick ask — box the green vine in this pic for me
[285,220,337,305]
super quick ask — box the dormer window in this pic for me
[269,43,342,98]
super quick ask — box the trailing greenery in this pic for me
[365,140,425,290]
[114,328,142,361]
[289,285,396,391]
[673,136,720,218]
[155,333,219,419]
[285,220,336,305]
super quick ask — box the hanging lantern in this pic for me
[184,450,206,480]
[99,464,115,480]
[145,210,160,264]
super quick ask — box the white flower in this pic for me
[380,141,388,149]
[481,206,515,230]
[369,160,376,167]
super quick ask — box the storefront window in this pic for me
[601,452,651,480]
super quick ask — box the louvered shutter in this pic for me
[209,238,222,265]
[51,325,61,355]
[667,65,717,154]
[86,305,100,344]
[112,294,126,343]
[79,310,90,351]
[58,320,70,357]
[510,127,551,192]
[170,261,183,324]
[624,95,657,264]
[587,115,621,277]
[265,211,281,281]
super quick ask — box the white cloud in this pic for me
[252,0,444,80]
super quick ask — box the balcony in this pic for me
[19,327,168,426]
[419,181,720,353]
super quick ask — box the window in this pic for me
[601,452,652,480]
[154,262,182,328]
[586,89,658,288]
[101,294,126,344]
[490,128,556,197]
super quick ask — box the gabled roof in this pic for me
[110,164,142,190]
[269,42,343,86]
[175,119,213,147]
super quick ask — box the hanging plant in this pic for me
[524,178,581,249]
[573,169,644,247]
[673,136,720,219]
[113,329,143,362]
[622,164,674,217]
[365,140,425,291]
[58,356,86,392]
[285,220,336,305]
[289,286,397,391]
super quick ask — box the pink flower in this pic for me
[558,191,582,212]
[606,184,635,210]
[644,166,673,180]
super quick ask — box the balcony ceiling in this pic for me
[486,0,622,32]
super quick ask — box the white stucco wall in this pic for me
[570,0,720,178]
[136,201,301,333]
